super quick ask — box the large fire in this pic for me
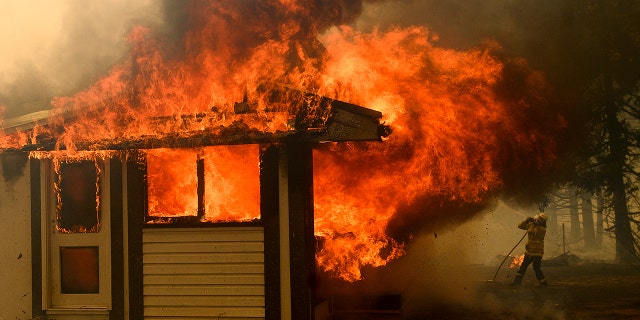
[0,1,562,282]
[145,145,260,222]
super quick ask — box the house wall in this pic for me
[0,153,32,320]
[142,227,266,319]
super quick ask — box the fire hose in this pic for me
[492,231,527,282]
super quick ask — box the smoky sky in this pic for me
[0,0,161,119]
[3,0,636,286]
[1,0,626,117]
[2,0,637,194]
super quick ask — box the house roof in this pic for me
[1,110,51,133]
[2,87,390,152]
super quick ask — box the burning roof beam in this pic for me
[9,89,389,152]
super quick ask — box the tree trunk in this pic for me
[547,195,558,234]
[604,75,636,263]
[609,167,634,263]
[595,190,604,249]
[581,191,597,251]
[569,186,582,243]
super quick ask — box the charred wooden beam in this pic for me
[22,129,290,151]
[6,87,390,152]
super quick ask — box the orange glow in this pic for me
[0,103,34,149]
[202,145,260,222]
[145,145,260,222]
[146,148,199,218]
[47,152,112,234]
[313,27,556,281]
[510,254,525,268]
[0,2,561,282]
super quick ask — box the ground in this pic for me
[316,261,640,320]
[408,262,640,320]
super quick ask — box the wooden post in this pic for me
[110,156,124,320]
[286,143,315,320]
[126,152,145,319]
[261,145,282,320]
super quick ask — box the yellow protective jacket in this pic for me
[518,219,546,257]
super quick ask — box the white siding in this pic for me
[0,155,32,320]
[143,227,265,319]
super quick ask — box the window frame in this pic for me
[143,146,262,226]
[41,158,112,310]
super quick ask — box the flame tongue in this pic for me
[313,26,559,281]
[145,145,260,223]
[510,254,525,268]
[146,148,199,219]
[1,2,562,282]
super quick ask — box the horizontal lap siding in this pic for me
[143,227,265,319]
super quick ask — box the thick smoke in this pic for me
[314,2,633,316]
[0,0,161,118]
[315,0,613,239]
[3,0,567,253]
[0,1,387,119]
[1,1,608,311]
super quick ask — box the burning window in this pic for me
[145,145,260,223]
[56,160,101,233]
[146,148,199,218]
[60,246,100,294]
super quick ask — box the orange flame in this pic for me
[0,2,562,282]
[202,145,260,222]
[510,254,525,268]
[146,148,199,219]
[38,151,114,234]
[145,145,260,223]
[313,26,558,281]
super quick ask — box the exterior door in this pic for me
[42,159,111,313]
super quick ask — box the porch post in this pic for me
[126,152,145,319]
[261,145,282,320]
[286,143,316,320]
[110,156,124,320]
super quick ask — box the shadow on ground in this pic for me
[407,262,640,320]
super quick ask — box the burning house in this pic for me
[0,1,567,320]
[0,87,390,319]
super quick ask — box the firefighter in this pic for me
[511,213,548,287]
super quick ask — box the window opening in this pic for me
[60,246,100,294]
[146,148,199,219]
[202,145,260,222]
[55,160,101,233]
[145,145,260,224]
